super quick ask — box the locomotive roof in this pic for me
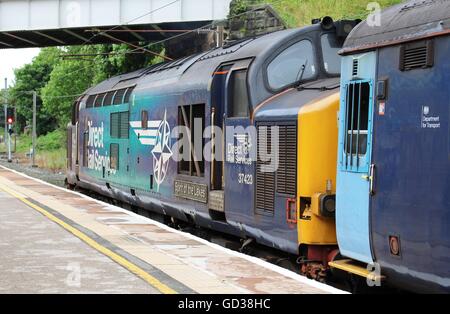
[341,0,450,55]
[84,24,321,96]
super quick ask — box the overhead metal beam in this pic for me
[0,0,231,31]
[0,0,231,48]
[98,31,173,61]
[33,31,65,45]
[3,32,39,46]
[63,29,89,42]
[99,29,214,33]
[121,26,145,41]
[151,24,167,38]
[0,40,14,48]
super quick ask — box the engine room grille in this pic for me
[256,124,275,213]
[110,111,129,139]
[276,124,297,195]
[400,40,434,71]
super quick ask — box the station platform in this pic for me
[0,166,344,294]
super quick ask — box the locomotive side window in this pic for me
[321,33,342,75]
[113,89,127,105]
[177,104,205,177]
[267,40,315,90]
[110,143,119,170]
[95,93,106,107]
[71,100,80,125]
[110,111,129,139]
[83,131,89,167]
[229,70,250,118]
[141,110,148,129]
[86,95,96,108]
[344,81,370,157]
[123,87,134,103]
[103,91,115,106]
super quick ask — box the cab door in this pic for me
[221,59,253,226]
[336,52,376,264]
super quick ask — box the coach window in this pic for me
[267,40,315,90]
[229,70,250,118]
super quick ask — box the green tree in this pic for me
[9,47,60,135]
[41,45,97,128]
[41,44,158,128]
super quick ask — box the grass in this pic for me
[1,129,67,172]
[254,0,404,27]
[35,148,66,172]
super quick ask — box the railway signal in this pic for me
[7,107,14,125]
[6,107,14,162]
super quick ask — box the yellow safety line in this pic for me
[0,183,177,294]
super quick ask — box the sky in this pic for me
[0,48,41,88]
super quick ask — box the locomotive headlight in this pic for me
[324,197,336,214]
[320,194,336,218]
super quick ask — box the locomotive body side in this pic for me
[66,20,356,278]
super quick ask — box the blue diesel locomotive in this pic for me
[66,18,358,281]
[330,0,450,293]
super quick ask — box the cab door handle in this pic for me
[361,164,376,195]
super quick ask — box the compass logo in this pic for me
[151,110,173,191]
[130,109,173,191]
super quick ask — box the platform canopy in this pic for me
[0,0,232,49]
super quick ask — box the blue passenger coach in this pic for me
[333,0,450,292]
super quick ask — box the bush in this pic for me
[36,129,66,151]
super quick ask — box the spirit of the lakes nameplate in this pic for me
[174,180,208,203]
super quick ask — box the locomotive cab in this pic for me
[332,0,450,292]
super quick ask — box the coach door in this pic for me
[336,53,376,264]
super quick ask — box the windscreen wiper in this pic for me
[293,60,308,88]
